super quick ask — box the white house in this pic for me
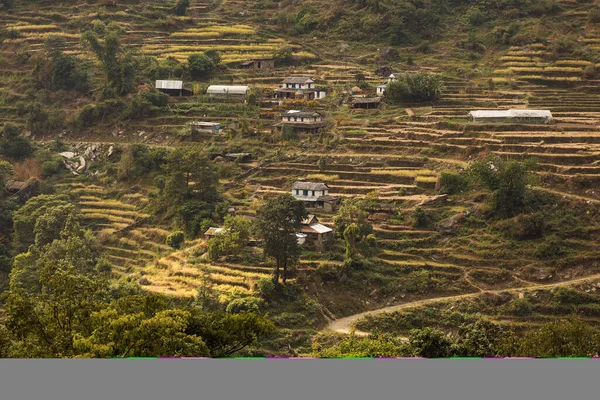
[292,181,339,211]
[275,77,326,100]
[376,84,387,96]
[273,110,326,135]
[469,109,553,124]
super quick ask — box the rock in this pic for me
[375,65,393,77]
[518,292,524,299]
[379,47,400,60]
[59,151,77,159]
[340,43,349,53]
[469,205,484,218]
[107,145,114,157]
[537,269,550,281]
[436,213,465,234]
[138,278,151,286]
[417,194,448,207]
[76,156,86,172]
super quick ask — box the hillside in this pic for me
[1,0,600,358]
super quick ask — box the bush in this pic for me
[226,297,262,314]
[257,277,277,299]
[534,235,566,260]
[1,123,33,160]
[438,172,469,195]
[412,207,429,228]
[512,213,546,240]
[589,9,600,24]
[506,298,532,316]
[174,0,190,16]
[166,231,185,249]
[41,159,62,178]
[385,72,444,103]
[188,54,215,79]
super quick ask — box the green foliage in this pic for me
[117,144,168,180]
[185,310,276,357]
[166,231,185,249]
[12,194,71,252]
[500,319,600,358]
[81,30,135,96]
[334,198,373,239]
[384,72,444,103]
[438,172,469,195]
[314,333,408,358]
[203,49,221,65]
[255,194,307,283]
[452,320,504,357]
[408,327,453,358]
[188,54,215,79]
[256,277,277,299]
[174,0,190,16]
[273,46,294,66]
[1,123,33,161]
[411,207,429,228]
[226,297,262,314]
[534,235,566,260]
[468,156,533,218]
[207,216,251,261]
[34,35,89,92]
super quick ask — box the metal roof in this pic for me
[306,223,333,234]
[156,80,183,90]
[191,121,220,127]
[469,109,553,119]
[282,77,314,84]
[204,227,224,236]
[293,181,329,191]
[206,85,250,95]
[351,97,381,104]
[283,110,321,118]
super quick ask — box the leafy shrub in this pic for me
[257,277,277,299]
[506,298,532,316]
[166,231,185,249]
[534,235,566,260]
[385,72,444,103]
[411,207,429,228]
[590,9,600,24]
[226,297,261,314]
[188,54,215,79]
[0,123,33,161]
[438,172,469,195]
[174,0,190,16]
[41,159,62,178]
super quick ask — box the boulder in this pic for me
[379,47,400,61]
[436,212,466,234]
[375,65,393,77]
[417,194,448,207]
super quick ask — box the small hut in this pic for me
[155,80,193,96]
[350,97,381,109]
[206,85,250,100]
[240,58,275,70]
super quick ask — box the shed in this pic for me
[206,85,250,99]
[189,122,221,141]
[350,97,381,109]
[300,215,334,248]
[376,84,387,96]
[240,58,274,70]
[155,80,192,96]
[469,109,553,124]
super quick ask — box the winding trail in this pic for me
[325,273,600,335]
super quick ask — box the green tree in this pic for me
[0,160,13,188]
[408,327,454,358]
[500,319,600,358]
[273,46,294,66]
[12,194,71,252]
[334,198,373,239]
[188,54,215,79]
[385,72,444,103]
[492,161,527,218]
[207,215,252,261]
[452,320,504,357]
[255,194,307,284]
[166,231,185,249]
[174,0,190,16]
[203,49,221,65]
[185,310,276,357]
[1,123,33,160]
[81,30,135,96]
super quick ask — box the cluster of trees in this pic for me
[385,72,445,103]
[333,197,376,270]
[439,156,537,218]
[314,319,600,358]
[0,196,275,358]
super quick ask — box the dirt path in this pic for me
[325,273,600,335]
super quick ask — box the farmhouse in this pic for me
[275,77,327,100]
[376,74,397,96]
[240,58,274,70]
[206,85,250,100]
[272,110,326,135]
[189,122,221,141]
[469,109,553,124]
[350,97,381,109]
[300,215,334,246]
[155,80,193,96]
[292,181,339,211]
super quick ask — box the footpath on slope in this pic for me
[325,273,600,335]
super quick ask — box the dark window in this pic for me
[312,190,315,196]
[303,190,308,196]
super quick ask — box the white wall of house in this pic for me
[377,86,385,96]
[292,189,328,201]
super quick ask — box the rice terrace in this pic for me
[1,0,600,358]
